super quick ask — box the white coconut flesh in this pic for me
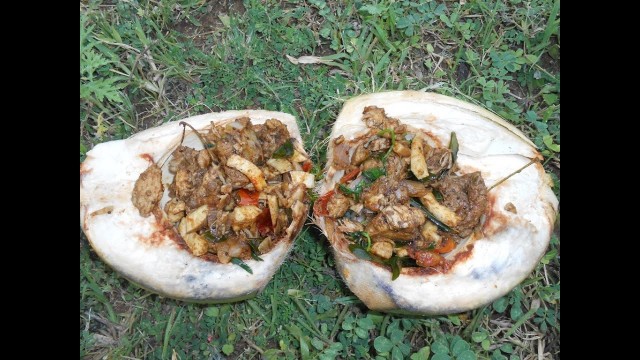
[80,110,310,303]
[314,91,558,315]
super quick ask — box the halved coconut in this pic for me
[80,110,311,303]
[313,91,558,315]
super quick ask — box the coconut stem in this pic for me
[487,158,537,191]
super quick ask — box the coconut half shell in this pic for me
[314,91,558,315]
[80,110,310,303]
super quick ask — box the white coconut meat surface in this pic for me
[314,91,558,315]
[80,110,311,303]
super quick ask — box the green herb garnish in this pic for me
[203,231,227,243]
[338,183,366,202]
[272,139,294,158]
[247,239,264,261]
[231,257,253,274]
[388,256,402,280]
[345,231,372,251]
[362,167,385,182]
[433,189,444,203]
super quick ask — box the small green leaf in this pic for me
[491,350,508,360]
[457,350,477,360]
[493,297,508,313]
[541,249,558,265]
[432,353,452,360]
[448,315,461,326]
[374,336,393,353]
[218,14,231,27]
[451,338,469,355]
[205,307,219,317]
[231,257,253,274]
[542,93,558,105]
[355,327,368,339]
[389,329,404,344]
[524,54,539,64]
[500,343,514,354]
[410,346,430,360]
[431,341,449,354]
[272,139,294,158]
[543,135,560,152]
[471,331,487,342]
[311,337,325,351]
[392,346,403,360]
[222,344,234,356]
[481,339,491,350]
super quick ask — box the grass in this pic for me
[80,0,560,359]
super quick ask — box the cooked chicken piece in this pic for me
[131,164,164,217]
[183,233,208,256]
[178,205,209,236]
[333,136,352,169]
[337,218,364,233]
[367,137,391,152]
[230,205,263,231]
[209,117,264,165]
[392,140,411,157]
[434,172,488,238]
[217,236,251,264]
[326,191,351,218]
[164,198,186,223]
[223,166,251,189]
[420,221,442,246]
[425,147,452,174]
[361,177,409,212]
[366,205,425,240]
[352,142,370,166]
[290,171,314,189]
[168,146,199,174]
[400,180,429,197]
[385,153,409,181]
[361,106,406,134]
[361,158,383,171]
[226,154,267,191]
[206,210,231,238]
[370,241,394,259]
[258,118,291,158]
[197,149,211,169]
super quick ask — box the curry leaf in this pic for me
[272,139,294,158]
[231,257,253,274]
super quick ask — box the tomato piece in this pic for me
[256,207,273,236]
[313,190,335,217]
[413,250,444,267]
[237,189,259,206]
[434,237,456,254]
[302,160,313,172]
[340,168,361,183]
